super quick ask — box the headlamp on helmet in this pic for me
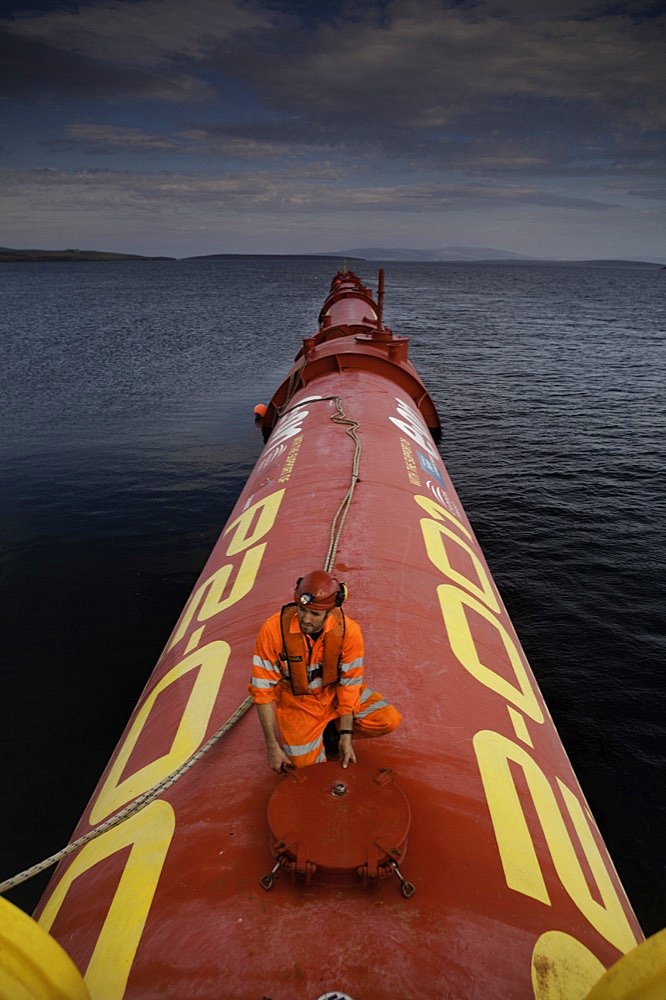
[294,571,347,611]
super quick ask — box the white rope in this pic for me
[324,397,362,572]
[277,394,362,572]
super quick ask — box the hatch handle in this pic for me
[260,855,286,891]
[373,767,395,786]
[388,858,416,898]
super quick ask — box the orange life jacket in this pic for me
[279,604,346,696]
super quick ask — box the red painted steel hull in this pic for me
[34,270,642,999]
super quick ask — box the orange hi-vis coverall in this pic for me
[249,606,401,768]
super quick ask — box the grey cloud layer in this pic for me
[0,165,624,213]
[2,0,664,256]
[5,1,664,129]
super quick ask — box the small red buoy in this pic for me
[253,403,267,423]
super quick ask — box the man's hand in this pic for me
[256,702,294,774]
[267,744,294,775]
[339,733,356,769]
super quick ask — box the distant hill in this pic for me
[184,248,529,263]
[0,247,175,262]
[185,247,528,262]
[330,247,665,265]
[184,252,361,261]
[331,246,530,261]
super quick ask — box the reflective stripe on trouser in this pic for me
[276,683,401,768]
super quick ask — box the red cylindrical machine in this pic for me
[27,270,642,999]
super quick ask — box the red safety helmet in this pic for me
[294,571,347,611]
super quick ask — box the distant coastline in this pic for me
[1,246,663,266]
[184,252,363,261]
[0,248,175,263]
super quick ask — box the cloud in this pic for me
[230,0,666,133]
[3,161,663,259]
[0,164,621,217]
[6,0,270,69]
[44,124,192,154]
[45,120,369,162]
[1,0,271,102]
[4,0,664,133]
[0,23,212,102]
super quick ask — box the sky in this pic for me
[1,0,664,259]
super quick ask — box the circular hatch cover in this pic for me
[266,762,411,886]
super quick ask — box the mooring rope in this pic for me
[324,397,362,572]
[1,395,361,896]
[0,696,254,895]
[276,394,362,572]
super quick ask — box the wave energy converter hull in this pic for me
[24,268,644,998]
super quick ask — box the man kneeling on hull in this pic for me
[250,570,401,772]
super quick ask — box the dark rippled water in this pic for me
[1,257,664,936]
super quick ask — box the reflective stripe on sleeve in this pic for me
[252,654,281,674]
[250,677,276,690]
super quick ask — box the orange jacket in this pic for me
[250,606,364,717]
